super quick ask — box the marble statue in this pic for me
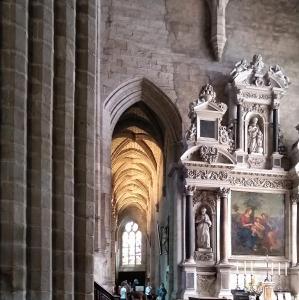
[185,123,197,141]
[195,207,212,249]
[251,54,264,73]
[248,117,263,154]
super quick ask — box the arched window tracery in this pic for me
[121,221,142,265]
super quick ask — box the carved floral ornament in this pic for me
[184,167,292,190]
[198,145,218,164]
[192,190,217,212]
[194,251,213,262]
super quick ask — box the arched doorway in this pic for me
[95,77,182,296]
[112,102,164,288]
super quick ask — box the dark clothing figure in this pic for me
[157,284,167,300]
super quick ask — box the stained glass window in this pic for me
[122,221,142,265]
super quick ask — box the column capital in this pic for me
[291,193,299,204]
[272,99,280,109]
[185,185,196,196]
[217,187,230,198]
[236,96,244,105]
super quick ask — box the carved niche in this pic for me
[193,190,217,262]
[227,54,290,170]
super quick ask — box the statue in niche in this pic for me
[248,117,263,154]
[195,207,212,249]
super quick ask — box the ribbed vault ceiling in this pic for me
[112,104,163,217]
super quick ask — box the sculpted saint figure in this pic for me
[196,207,212,249]
[248,117,263,154]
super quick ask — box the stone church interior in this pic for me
[1,1,299,300]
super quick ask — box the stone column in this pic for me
[273,105,279,153]
[74,0,96,298]
[27,1,54,299]
[236,97,243,150]
[185,186,195,262]
[291,195,298,267]
[0,1,28,299]
[52,0,76,299]
[218,188,230,264]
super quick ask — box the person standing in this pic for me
[145,282,152,300]
[157,283,167,300]
[120,282,127,300]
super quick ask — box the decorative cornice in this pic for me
[184,164,292,190]
[187,169,229,181]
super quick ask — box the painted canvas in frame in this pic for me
[231,191,285,256]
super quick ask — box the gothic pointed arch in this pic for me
[103,77,182,143]
[96,76,182,287]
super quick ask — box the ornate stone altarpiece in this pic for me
[180,55,299,300]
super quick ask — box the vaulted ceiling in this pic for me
[111,103,163,219]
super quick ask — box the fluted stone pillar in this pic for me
[291,195,298,267]
[0,1,28,299]
[185,186,195,262]
[52,1,76,299]
[27,1,54,299]
[74,0,97,298]
[218,188,230,264]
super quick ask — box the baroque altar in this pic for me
[179,55,299,300]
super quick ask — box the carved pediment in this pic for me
[231,54,290,90]
[181,144,236,165]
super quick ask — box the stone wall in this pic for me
[101,0,299,151]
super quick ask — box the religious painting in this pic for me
[231,191,285,256]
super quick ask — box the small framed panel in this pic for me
[200,120,217,139]
[231,191,285,256]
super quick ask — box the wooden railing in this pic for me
[94,282,116,300]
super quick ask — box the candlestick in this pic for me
[250,261,253,273]
[285,262,288,276]
[278,262,280,275]
[236,261,239,274]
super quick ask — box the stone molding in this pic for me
[183,163,292,190]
